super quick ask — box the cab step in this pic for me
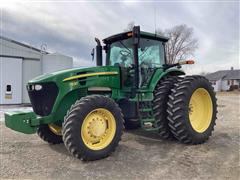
[142,118,155,123]
[139,108,152,112]
[142,121,159,132]
[142,118,159,131]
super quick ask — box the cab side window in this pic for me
[109,39,133,68]
[138,39,164,68]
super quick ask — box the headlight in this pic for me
[27,84,34,91]
[35,84,42,91]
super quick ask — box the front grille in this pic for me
[28,82,58,116]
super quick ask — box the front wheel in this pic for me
[37,124,63,144]
[167,76,217,144]
[62,95,124,161]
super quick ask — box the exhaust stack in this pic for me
[95,38,102,66]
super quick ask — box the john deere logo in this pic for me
[70,81,78,87]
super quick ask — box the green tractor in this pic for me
[5,26,217,161]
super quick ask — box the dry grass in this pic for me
[217,90,240,96]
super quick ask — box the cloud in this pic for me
[1,1,239,73]
[72,56,95,67]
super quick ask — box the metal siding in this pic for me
[0,57,22,104]
[215,80,221,91]
[234,80,239,85]
[0,39,42,59]
[22,59,41,103]
[212,84,217,92]
[42,54,73,74]
[0,38,74,104]
[221,80,229,91]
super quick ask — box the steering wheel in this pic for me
[120,49,131,57]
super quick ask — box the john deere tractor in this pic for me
[5,26,217,161]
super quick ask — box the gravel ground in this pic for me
[0,92,239,180]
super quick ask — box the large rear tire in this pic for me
[62,95,124,161]
[153,76,179,139]
[167,76,217,144]
[37,124,63,144]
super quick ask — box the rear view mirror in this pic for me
[91,48,95,61]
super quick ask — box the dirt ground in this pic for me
[0,92,239,180]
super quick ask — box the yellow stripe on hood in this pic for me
[63,71,118,82]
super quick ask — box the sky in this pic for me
[0,0,239,74]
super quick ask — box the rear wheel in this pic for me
[63,95,124,161]
[37,123,63,144]
[167,76,217,144]
[153,76,180,139]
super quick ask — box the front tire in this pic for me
[37,124,63,144]
[167,76,217,144]
[62,95,124,161]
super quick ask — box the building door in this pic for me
[0,57,22,104]
[22,59,41,103]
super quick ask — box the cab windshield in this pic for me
[107,38,165,68]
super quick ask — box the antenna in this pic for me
[154,3,157,35]
[41,43,47,54]
[40,43,47,74]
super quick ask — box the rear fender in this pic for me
[148,68,185,92]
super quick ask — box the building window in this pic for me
[227,80,234,86]
[6,85,11,92]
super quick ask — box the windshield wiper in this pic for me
[139,46,150,60]
[119,40,131,53]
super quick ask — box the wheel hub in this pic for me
[188,88,213,133]
[88,118,107,137]
[81,108,116,150]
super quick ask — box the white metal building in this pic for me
[0,36,73,104]
[205,68,240,92]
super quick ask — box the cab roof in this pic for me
[103,31,169,44]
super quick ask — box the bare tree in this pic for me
[124,21,135,32]
[124,23,198,64]
[157,24,198,64]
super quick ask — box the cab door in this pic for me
[107,39,135,91]
[138,38,165,88]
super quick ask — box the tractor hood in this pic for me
[28,66,120,87]
[25,66,120,124]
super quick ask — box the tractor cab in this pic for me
[95,26,169,91]
[103,29,168,68]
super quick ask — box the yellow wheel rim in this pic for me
[189,88,213,133]
[48,123,62,136]
[81,108,116,150]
